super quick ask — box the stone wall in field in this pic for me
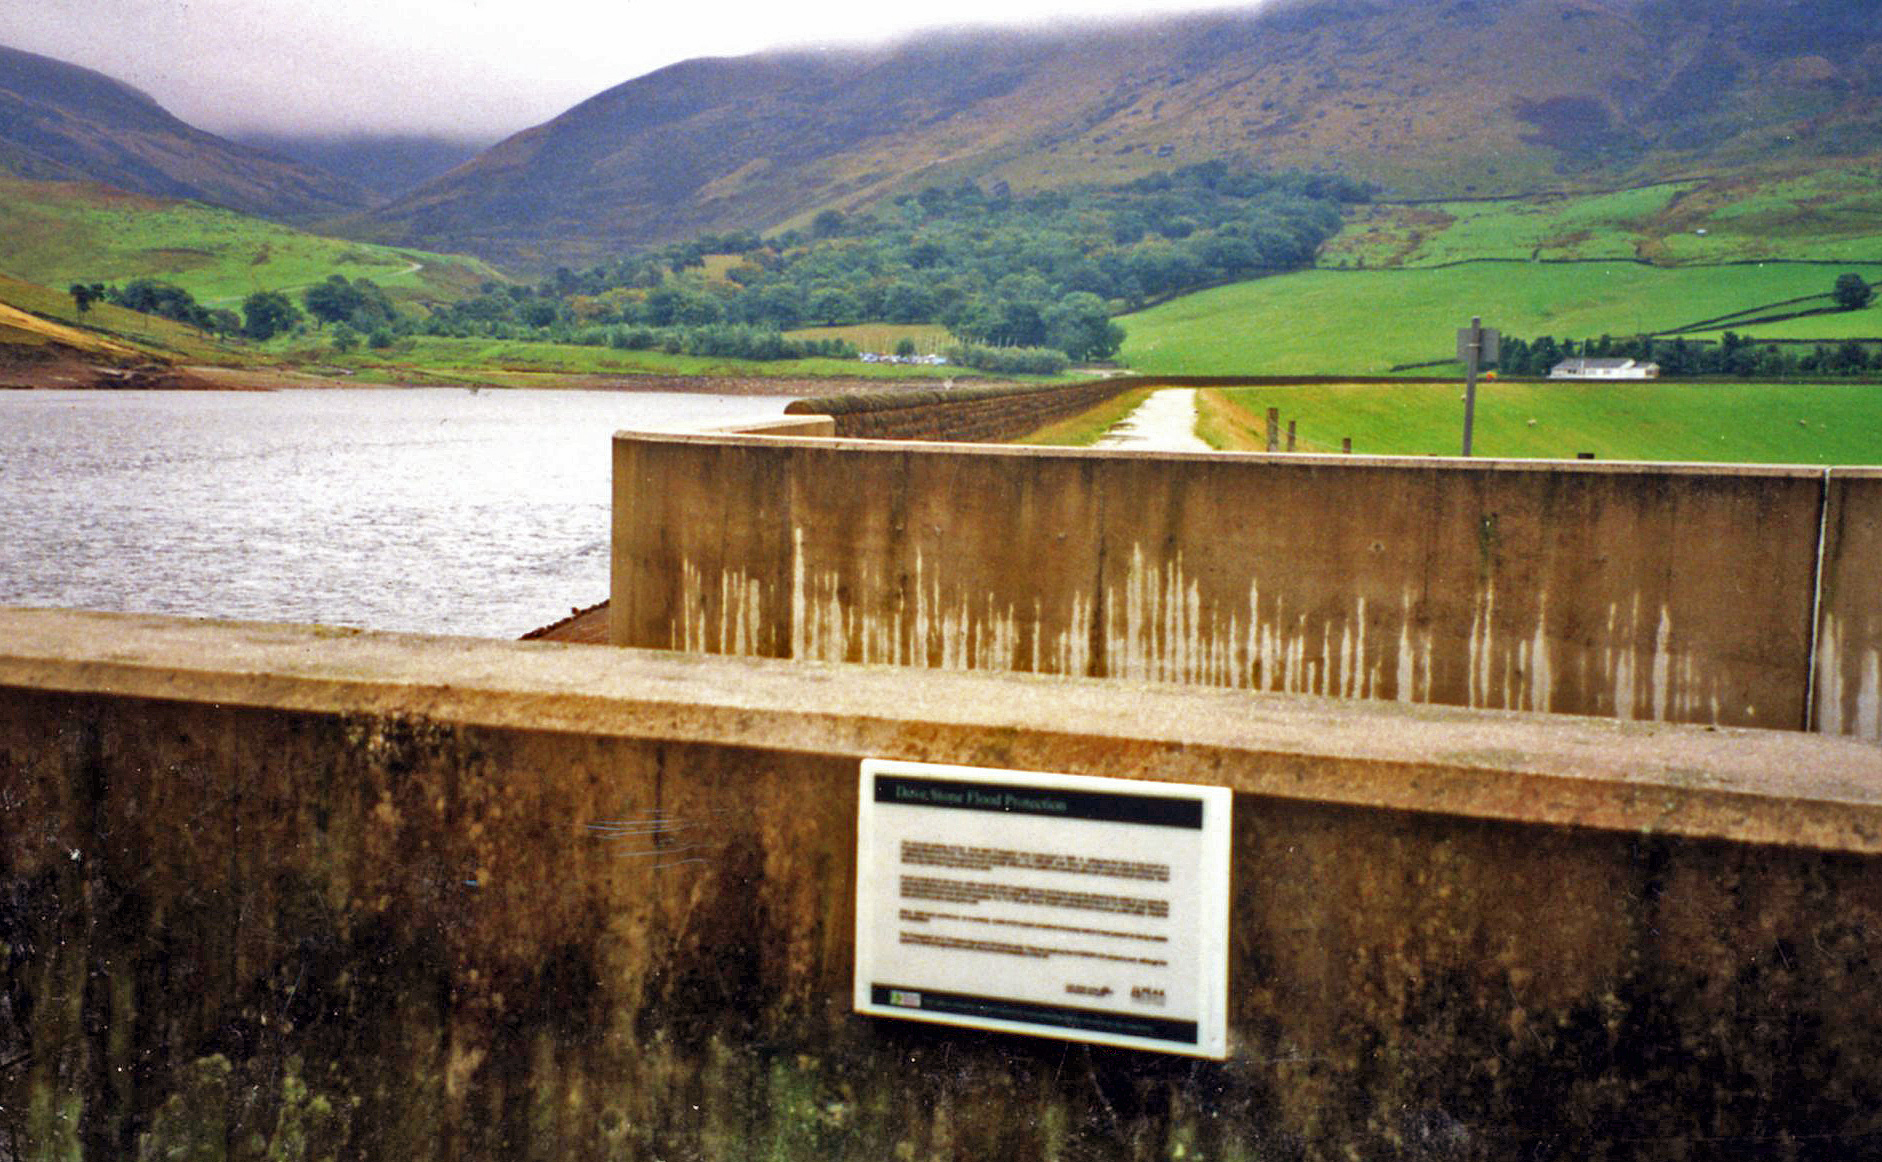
[7,608,1882,1161]
[614,431,1882,740]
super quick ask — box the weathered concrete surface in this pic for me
[1817,467,1882,739]
[7,608,1882,1161]
[614,433,1839,733]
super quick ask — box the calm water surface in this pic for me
[0,388,795,638]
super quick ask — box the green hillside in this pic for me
[0,269,242,364]
[1323,169,1882,270]
[1202,381,1882,464]
[0,177,499,311]
[361,0,1882,266]
[0,43,365,221]
[1122,261,1882,375]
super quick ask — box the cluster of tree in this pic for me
[302,275,397,332]
[1498,331,1882,378]
[69,278,311,342]
[421,164,1366,362]
[74,164,1365,369]
[237,291,302,341]
[71,279,239,336]
[1834,272,1875,312]
[67,273,844,363]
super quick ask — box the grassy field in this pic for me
[1684,313,1882,341]
[1322,184,1696,269]
[1121,261,1882,375]
[1198,381,1882,464]
[1321,169,1882,270]
[787,323,954,354]
[1012,387,1153,446]
[0,177,499,309]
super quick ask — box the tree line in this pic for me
[1498,274,1878,377]
[68,277,384,344]
[418,163,1368,361]
[1497,332,1882,378]
[72,163,1368,368]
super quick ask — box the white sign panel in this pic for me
[855,758,1231,1058]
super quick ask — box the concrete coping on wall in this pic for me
[8,606,1882,854]
[621,425,1857,477]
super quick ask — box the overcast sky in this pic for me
[0,0,1271,143]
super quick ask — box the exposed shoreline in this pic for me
[0,355,1024,397]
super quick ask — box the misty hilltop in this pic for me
[230,134,491,204]
[3,0,1878,270]
[357,0,1882,266]
[0,44,368,222]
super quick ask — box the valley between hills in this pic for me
[3,0,1882,462]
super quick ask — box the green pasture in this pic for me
[1121,261,1882,375]
[0,179,498,309]
[1684,314,1882,341]
[787,323,953,353]
[1655,167,1882,263]
[1013,387,1153,447]
[1204,381,1882,464]
[1321,170,1882,270]
[1323,184,1694,268]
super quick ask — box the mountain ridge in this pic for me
[357,0,1882,268]
[5,0,1879,273]
[230,133,492,205]
[0,44,369,222]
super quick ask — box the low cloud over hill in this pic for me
[0,45,368,222]
[360,0,1882,266]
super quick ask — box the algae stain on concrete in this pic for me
[681,524,1742,729]
[1816,613,1882,741]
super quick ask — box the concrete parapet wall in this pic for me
[6,608,1882,1159]
[1817,467,1882,737]
[784,380,1133,442]
[614,433,1882,738]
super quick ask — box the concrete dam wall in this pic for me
[7,608,1882,1160]
[613,432,1882,739]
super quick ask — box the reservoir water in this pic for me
[0,388,795,638]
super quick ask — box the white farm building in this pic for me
[1549,357,1661,380]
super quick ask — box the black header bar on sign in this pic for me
[873,774,1202,830]
[871,984,1199,1045]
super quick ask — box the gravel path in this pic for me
[1095,388,1213,452]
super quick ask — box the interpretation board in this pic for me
[854,758,1231,1058]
